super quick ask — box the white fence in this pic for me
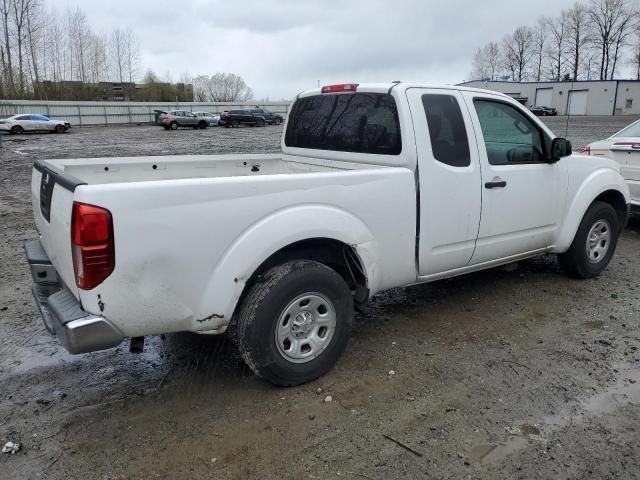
[0,100,292,126]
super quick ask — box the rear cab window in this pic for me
[285,92,402,155]
[422,94,470,167]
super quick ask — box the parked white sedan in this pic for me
[193,111,220,127]
[584,119,640,213]
[0,114,71,134]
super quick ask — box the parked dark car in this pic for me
[220,110,266,128]
[249,108,283,125]
[530,106,557,116]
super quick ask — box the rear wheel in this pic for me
[10,125,23,135]
[170,121,179,130]
[232,119,240,128]
[274,118,282,125]
[235,260,353,386]
[559,201,620,279]
[198,121,207,129]
[256,118,266,127]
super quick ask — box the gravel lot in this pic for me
[1,117,640,480]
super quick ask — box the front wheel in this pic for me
[235,260,353,386]
[54,124,65,133]
[559,201,620,279]
[170,121,179,130]
[10,125,23,135]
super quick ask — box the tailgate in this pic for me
[31,160,86,298]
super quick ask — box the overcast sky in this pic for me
[68,0,580,100]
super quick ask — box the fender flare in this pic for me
[192,204,379,331]
[552,169,630,253]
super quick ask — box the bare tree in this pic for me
[123,26,139,83]
[502,26,534,81]
[532,16,549,81]
[588,0,637,80]
[1,0,15,95]
[485,41,501,80]
[109,26,125,82]
[629,27,640,79]
[566,2,590,79]
[193,73,254,102]
[547,10,569,80]
[470,47,490,80]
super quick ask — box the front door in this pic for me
[464,94,568,264]
[406,88,482,276]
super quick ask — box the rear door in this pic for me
[406,88,482,276]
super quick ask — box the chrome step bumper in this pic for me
[25,239,124,354]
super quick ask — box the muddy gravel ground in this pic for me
[1,117,640,480]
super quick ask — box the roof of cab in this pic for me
[297,82,512,100]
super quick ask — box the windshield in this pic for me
[613,120,640,138]
[285,92,401,155]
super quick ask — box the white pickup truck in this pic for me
[26,83,630,386]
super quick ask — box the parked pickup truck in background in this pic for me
[26,82,630,386]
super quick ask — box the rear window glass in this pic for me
[613,120,640,138]
[285,93,402,155]
[422,94,470,167]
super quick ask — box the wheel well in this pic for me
[594,190,628,230]
[234,238,369,317]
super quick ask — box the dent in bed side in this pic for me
[191,205,380,332]
[552,159,630,253]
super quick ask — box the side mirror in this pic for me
[550,137,572,162]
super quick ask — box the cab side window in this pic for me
[473,100,545,165]
[422,94,471,167]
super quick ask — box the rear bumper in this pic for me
[25,239,124,354]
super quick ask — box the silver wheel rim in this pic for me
[586,219,611,264]
[274,293,337,364]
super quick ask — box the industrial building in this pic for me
[461,80,640,116]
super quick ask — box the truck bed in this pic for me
[42,154,375,185]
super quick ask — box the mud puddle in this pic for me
[477,363,640,465]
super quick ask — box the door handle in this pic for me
[485,180,507,189]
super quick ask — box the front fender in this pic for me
[192,204,379,331]
[552,168,630,253]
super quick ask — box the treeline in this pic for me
[0,0,140,99]
[470,0,640,82]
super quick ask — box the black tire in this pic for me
[11,125,23,135]
[170,121,179,130]
[198,121,207,129]
[274,118,282,125]
[235,260,353,386]
[54,124,65,133]
[256,118,265,127]
[559,201,620,279]
[232,119,240,128]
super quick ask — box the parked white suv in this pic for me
[26,83,630,386]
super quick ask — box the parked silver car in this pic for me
[193,111,220,126]
[0,114,71,134]
[159,110,209,130]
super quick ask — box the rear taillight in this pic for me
[71,202,115,290]
[582,146,591,155]
[321,83,359,94]
[160,114,167,120]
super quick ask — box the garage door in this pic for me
[535,88,553,107]
[568,90,588,115]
